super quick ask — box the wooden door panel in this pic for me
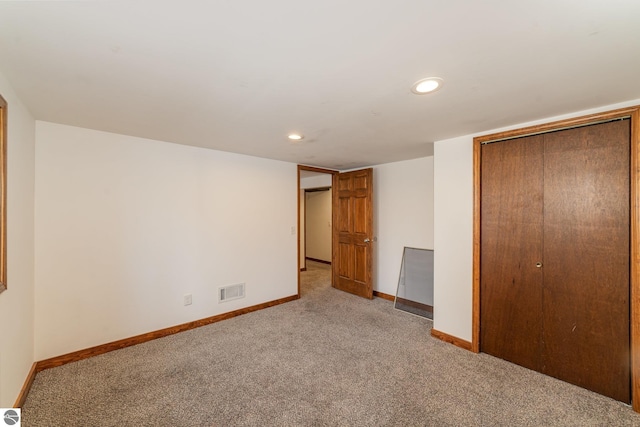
[352,172,369,190]
[332,168,373,299]
[338,241,353,278]
[338,174,351,191]
[349,169,371,190]
[353,196,368,234]
[354,244,368,283]
[542,120,630,402]
[480,135,544,371]
[338,196,350,233]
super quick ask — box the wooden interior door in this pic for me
[480,134,544,371]
[332,168,373,299]
[542,120,630,402]
[480,119,631,403]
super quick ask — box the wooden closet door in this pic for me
[480,135,544,371]
[542,120,630,403]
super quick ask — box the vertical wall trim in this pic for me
[0,93,7,293]
[472,137,481,353]
[630,108,640,412]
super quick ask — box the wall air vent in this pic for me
[219,283,245,303]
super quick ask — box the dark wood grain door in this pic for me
[480,135,545,371]
[480,119,631,403]
[332,168,373,299]
[542,120,630,402]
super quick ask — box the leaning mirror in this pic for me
[394,247,433,319]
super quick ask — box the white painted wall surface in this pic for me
[34,122,298,360]
[373,157,433,296]
[433,98,640,343]
[300,174,332,189]
[0,72,35,406]
[305,189,332,262]
[433,137,473,340]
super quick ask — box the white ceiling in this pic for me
[1,1,639,170]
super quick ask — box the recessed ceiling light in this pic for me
[288,133,304,141]
[411,77,444,94]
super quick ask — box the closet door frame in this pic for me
[472,105,640,412]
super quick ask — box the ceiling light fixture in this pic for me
[288,133,304,141]
[411,77,444,94]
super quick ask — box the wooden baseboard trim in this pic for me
[431,328,474,352]
[14,362,37,408]
[373,290,395,302]
[36,294,299,372]
[306,257,331,265]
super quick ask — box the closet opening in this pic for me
[472,105,640,408]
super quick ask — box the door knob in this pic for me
[364,238,371,243]
[536,262,543,268]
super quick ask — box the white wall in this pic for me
[305,189,332,262]
[433,98,640,342]
[373,157,434,296]
[433,137,473,340]
[300,174,331,189]
[0,73,36,406]
[34,122,298,360]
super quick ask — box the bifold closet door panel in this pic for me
[542,120,630,403]
[480,135,544,371]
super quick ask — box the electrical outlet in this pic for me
[184,294,192,306]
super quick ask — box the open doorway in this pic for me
[303,187,332,267]
[297,165,337,296]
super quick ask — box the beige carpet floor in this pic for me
[22,261,640,426]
